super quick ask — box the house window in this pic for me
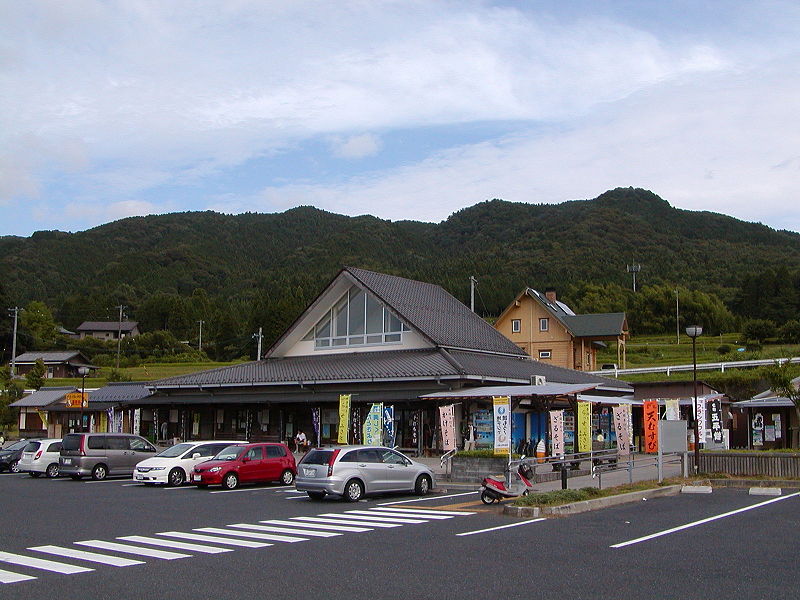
[511,319,521,333]
[309,286,408,349]
[539,318,549,332]
[539,350,552,359]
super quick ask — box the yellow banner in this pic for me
[337,394,351,444]
[577,401,592,453]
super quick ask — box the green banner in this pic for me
[577,401,592,453]
[363,403,383,446]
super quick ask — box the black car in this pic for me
[0,439,29,473]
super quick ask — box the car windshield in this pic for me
[6,440,28,451]
[212,445,244,461]
[156,443,195,458]
[300,449,333,465]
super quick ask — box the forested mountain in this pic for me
[2,188,799,360]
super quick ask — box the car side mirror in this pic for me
[242,456,250,463]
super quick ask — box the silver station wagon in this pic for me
[295,445,435,501]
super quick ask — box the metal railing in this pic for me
[588,356,799,377]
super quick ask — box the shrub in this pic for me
[717,344,731,355]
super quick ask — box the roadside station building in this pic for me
[134,267,630,452]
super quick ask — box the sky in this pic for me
[1,0,799,237]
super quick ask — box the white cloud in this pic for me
[330,133,382,159]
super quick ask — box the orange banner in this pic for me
[65,392,88,408]
[643,400,659,453]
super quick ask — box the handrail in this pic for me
[440,449,457,469]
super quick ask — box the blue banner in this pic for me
[383,405,395,447]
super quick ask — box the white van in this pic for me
[19,438,63,478]
[133,440,242,486]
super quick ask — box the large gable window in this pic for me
[309,287,407,349]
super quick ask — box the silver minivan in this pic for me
[59,433,157,480]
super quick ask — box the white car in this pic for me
[19,438,63,478]
[133,440,241,486]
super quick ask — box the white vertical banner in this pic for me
[133,408,141,436]
[665,399,681,421]
[696,398,707,445]
[612,405,631,456]
[549,410,564,457]
[439,404,456,451]
[492,396,511,456]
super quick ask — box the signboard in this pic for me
[708,399,723,444]
[549,410,564,457]
[492,396,511,456]
[65,392,88,408]
[612,405,630,456]
[764,426,776,442]
[665,399,680,421]
[696,398,707,445]
[643,400,659,453]
[337,394,351,444]
[311,407,320,447]
[411,410,419,447]
[577,401,591,453]
[439,404,456,451]
[363,403,383,446]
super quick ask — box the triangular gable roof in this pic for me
[13,351,93,365]
[267,267,525,358]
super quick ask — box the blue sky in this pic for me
[2,1,799,236]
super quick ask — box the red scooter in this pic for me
[480,459,536,504]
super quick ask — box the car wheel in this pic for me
[344,479,364,502]
[222,472,239,490]
[70,474,82,480]
[29,472,41,478]
[46,463,59,478]
[307,491,326,501]
[280,469,295,486]
[10,460,19,473]
[91,464,108,481]
[414,474,431,496]
[168,468,186,487]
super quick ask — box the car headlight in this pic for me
[209,466,221,472]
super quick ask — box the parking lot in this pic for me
[0,471,797,600]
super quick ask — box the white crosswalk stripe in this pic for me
[0,551,93,574]
[228,523,340,537]
[291,516,399,528]
[193,527,307,543]
[262,519,372,533]
[29,545,144,567]
[375,507,476,516]
[75,540,190,560]
[0,568,36,584]
[156,531,271,548]
[117,535,232,554]
[341,511,430,523]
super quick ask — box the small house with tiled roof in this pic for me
[495,288,629,371]
[12,351,96,379]
[76,321,140,341]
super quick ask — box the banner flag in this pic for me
[411,410,419,447]
[133,408,141,436]
[643,400,659,453]
[549,410,564,457]
[612,405,631,456]
[665,399,680,421]
[697,397,707,446]
[363,403,383,446]
[577,401,592,453]
[439,404,456,451]
[337,394,351,444]
[708,399,723,444]
[492,396,511,456]
[383,405,395,447]
[312,407,321,447]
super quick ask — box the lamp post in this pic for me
[78,366,90,432]
[685,325,703,473]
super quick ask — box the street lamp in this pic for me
[685,325,703,473]
[78,366,90,432]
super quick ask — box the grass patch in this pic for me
[513,479,684,508]
[41,361,242,388]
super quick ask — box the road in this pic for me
[0,472,797,599]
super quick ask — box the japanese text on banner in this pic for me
[612,405,631,456]
[439,404,456,451]
[577,401,592,453]
[643,400,659,453]
[492,396,511,456]
[337,394,351,444]
[363,403,383,446]
[549,410,564,457]
[696,398,707,446]
[709,399,723,444]
[383,405,395,447]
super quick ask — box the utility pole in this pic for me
[469,276,477,312]
[252,327,263,360]
[626,264,641,292]
[8,307,21,377]
[198,320,205,352]
[115,305,125,369]
[675,289,680,345]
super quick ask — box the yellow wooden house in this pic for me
[495,288,628,371]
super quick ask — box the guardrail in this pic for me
[588,356,800,377]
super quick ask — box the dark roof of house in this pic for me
[527,289,626,338]
[13,351,91,365]
[9,386,76,408]
[150,348,630,391]
[89,382,153,404]
[76,321,139,332]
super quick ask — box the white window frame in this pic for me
[511,319,521,333]
[539,350,552,359]
[539,318,549,332]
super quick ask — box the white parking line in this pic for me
[117,535,232,554]
[30,545,144,567]
[0,568,36,584]
[264,519,372,533]
[456,519,546,537]
[228,523,340,537]
[286,496,308,500]
[75,540,190,560]
[0,551,94,574]
[82,479,130,484]
[194,527,307,543]
[378,491,478,505]
[296,516,399,528]
[156,531,270,548]
[208,487,270,494]
[611,491,800,549]
[360,509,453,520]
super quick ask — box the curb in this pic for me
[681,485,712,494]
[503,485,682,518]
[749,487,782,496]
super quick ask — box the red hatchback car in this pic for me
[191,442,296,490]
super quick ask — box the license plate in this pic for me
[135,475,144,480]
[193,475,202,482]
[303,468,316,477]
[63,458,72,465]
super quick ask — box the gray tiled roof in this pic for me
[527,289,626,338]
[89,382,153,403]
[10,386,76,407]
[346,267,525,355]
[76,321,138,332]
[13,351,88,364]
